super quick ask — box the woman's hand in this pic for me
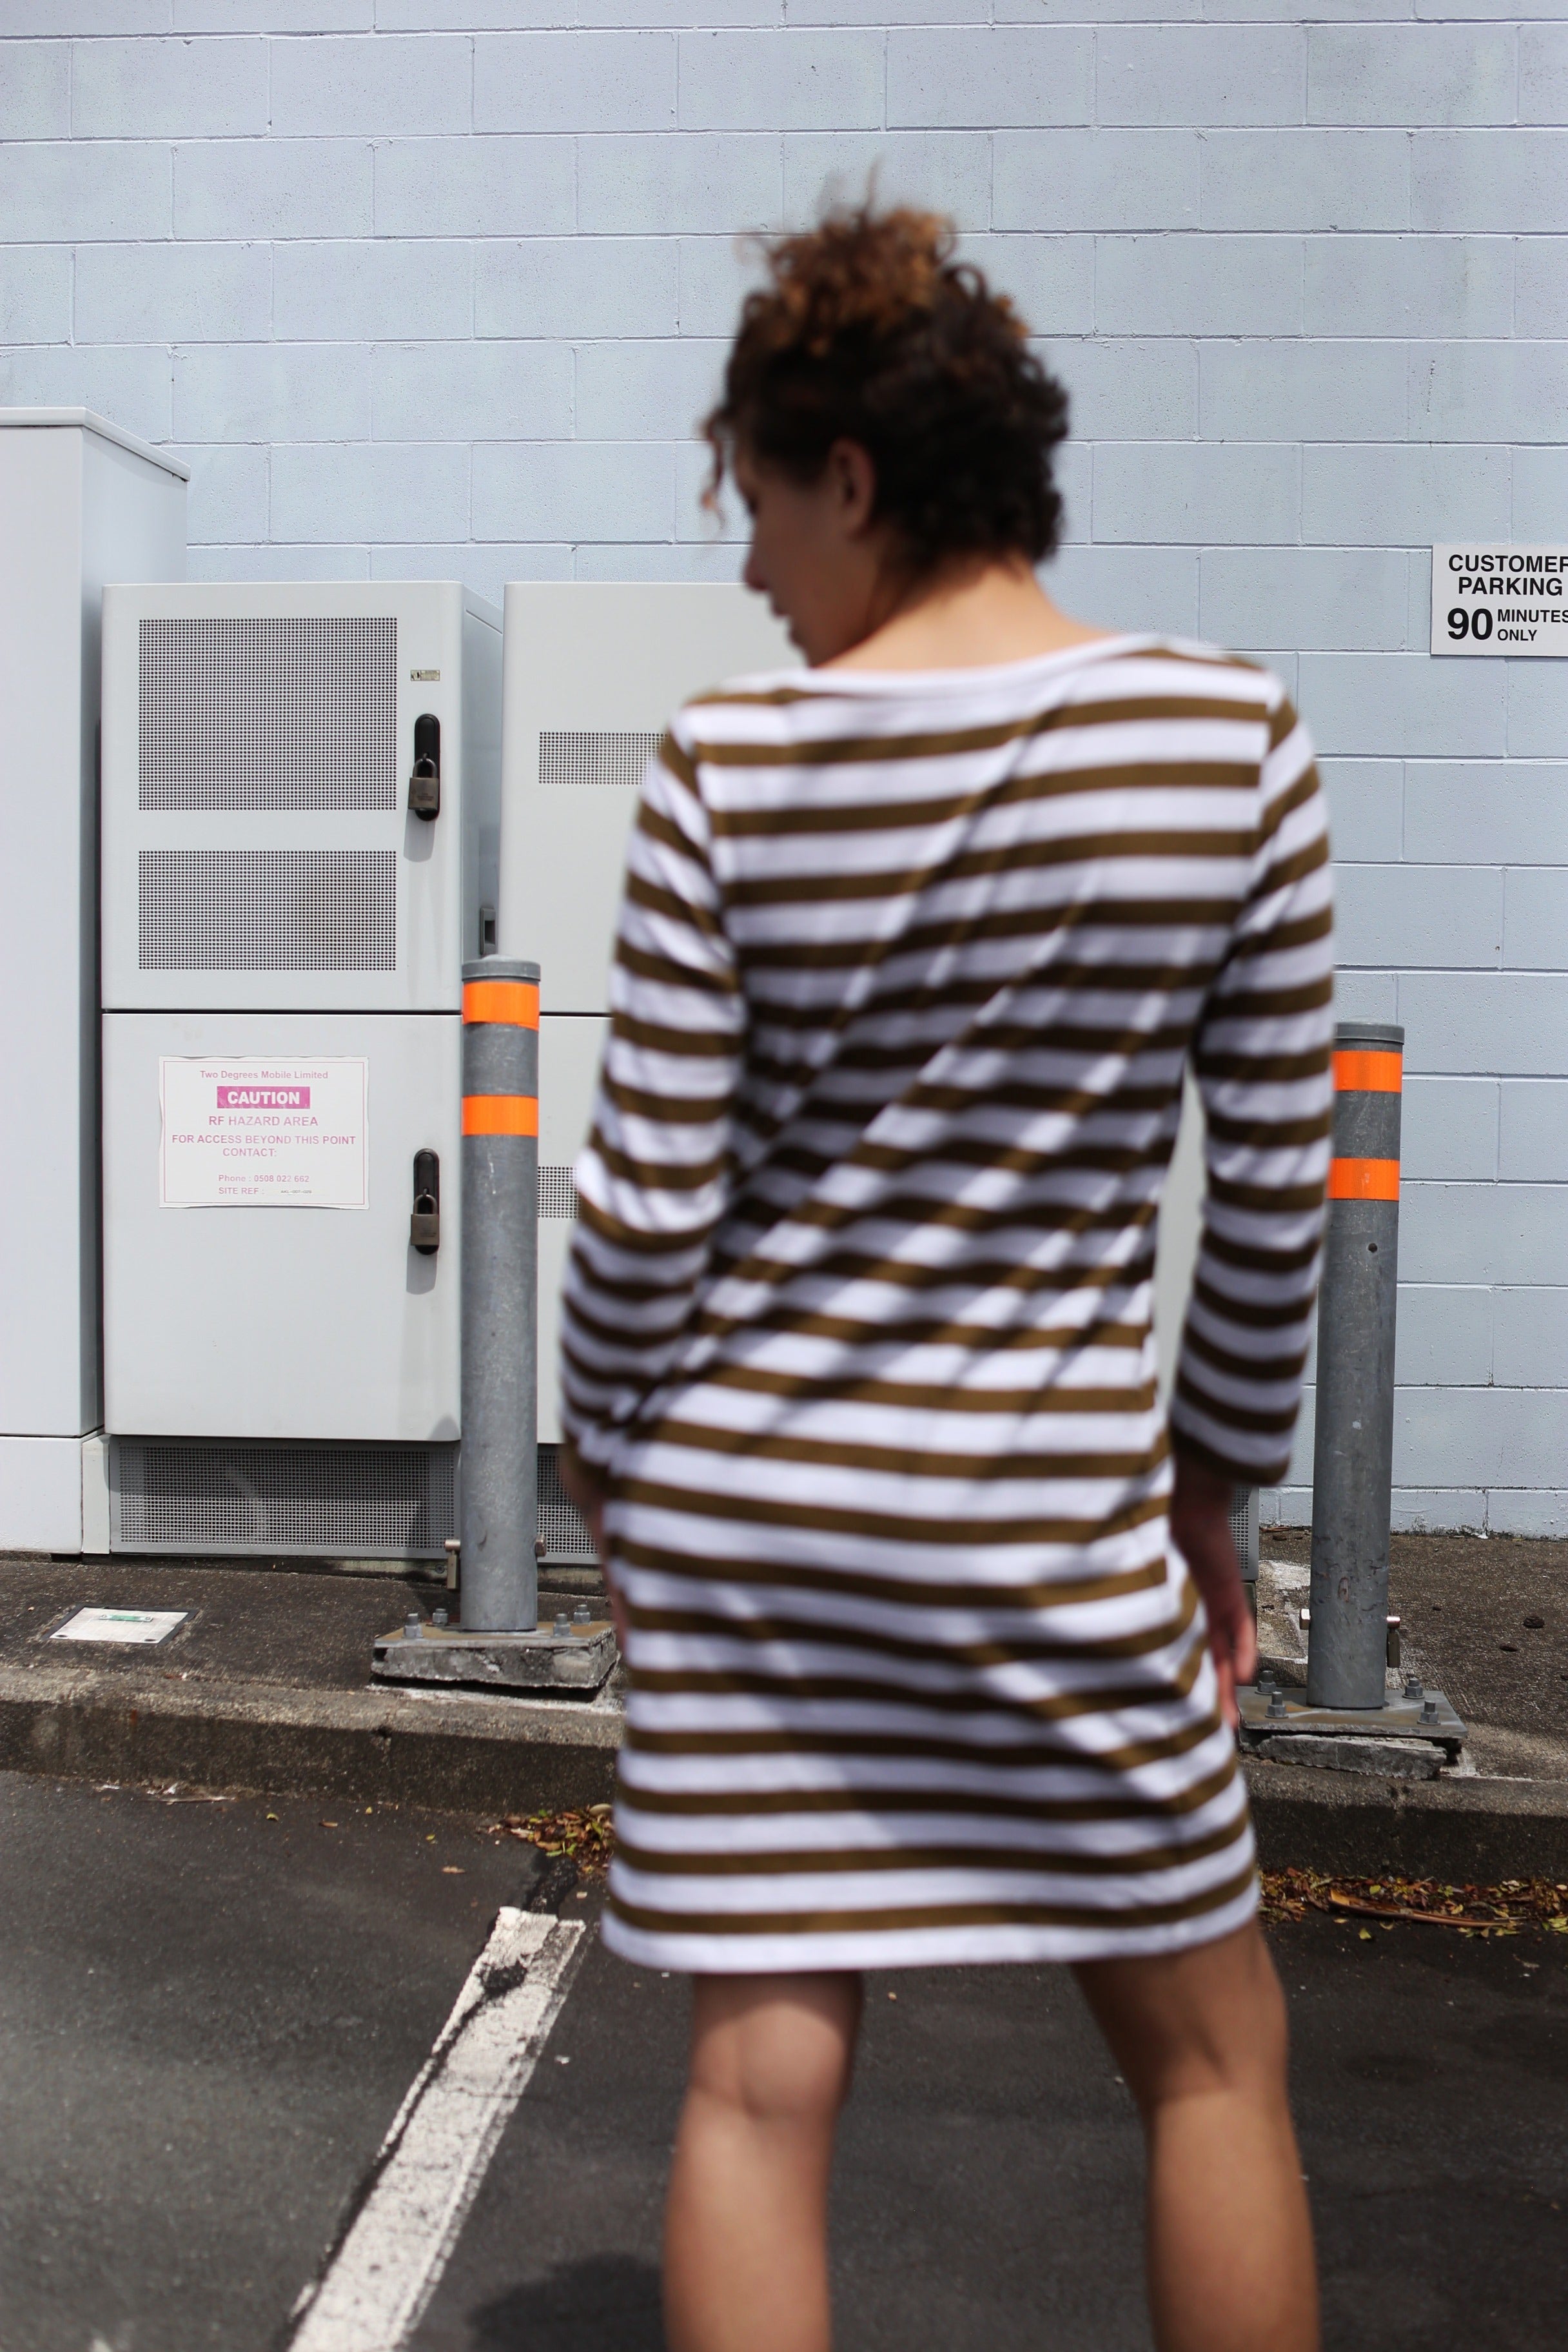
[1169,1451,1256,1729]
[557,1444,627,1652]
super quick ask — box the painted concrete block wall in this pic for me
[3,6,1564,1533]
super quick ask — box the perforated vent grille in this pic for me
[539,730,661,790]
[139,615,398,812]
[139,850,397,971]
[112,1438,457,1557]
[1230,1485,1259,1580]
[538,1444,596,1561]
[539,1165,578,1219]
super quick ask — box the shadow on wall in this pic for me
[471,2252,665,2349]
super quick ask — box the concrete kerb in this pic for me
[1247,1759,1568,1885]
[0,1663,618,1819]
[1,1658,1563,1884]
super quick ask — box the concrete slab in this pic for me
[373,1616,618,1694]
[1255,1734,1449,1779]
[0,1554,618,1816]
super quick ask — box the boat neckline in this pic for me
[767,631,1162,694]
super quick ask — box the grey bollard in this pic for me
[1307,1021,1404,1710]
[459,959,540,1633]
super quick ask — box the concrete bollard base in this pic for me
[1255,1733,1447,1779]
[372,1620,618,1694]
[1236,1676,1465,1764]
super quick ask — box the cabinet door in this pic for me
[101,585,467,1017]
[104,1012,460,1440]
[536,1014,607,1443]
[499,583,794,1014]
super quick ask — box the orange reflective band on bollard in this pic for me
[1333,1049,1402,1095]
[462,1094,538,1138]
[1328,1157,1399,1202]
[462,979,539,1029]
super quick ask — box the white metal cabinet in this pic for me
[98,583,499,1555]
[500,584,794,1471]
[103,1012,460,1442]
[0,410,186,1552]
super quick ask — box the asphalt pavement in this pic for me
[0,1771,549,2352]
[1,1770,1564,2352]
[418,1910,1568,2352]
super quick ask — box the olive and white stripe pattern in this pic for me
[560,636,1332,1971]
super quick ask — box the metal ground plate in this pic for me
[372,1622,618,1693]
[1237,1681,1465,1753]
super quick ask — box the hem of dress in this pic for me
[598,1879,1259,1975]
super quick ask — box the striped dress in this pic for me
[560,635,1333,1974]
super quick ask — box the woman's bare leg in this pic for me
[663,1972,862,2352]
[1075,1918,1318,2352]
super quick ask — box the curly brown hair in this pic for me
[703,205,1071,572]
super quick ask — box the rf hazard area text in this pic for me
[1431,545,1568,656]
[159,1056,368,1209]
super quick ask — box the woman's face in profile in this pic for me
[734,440,881,667]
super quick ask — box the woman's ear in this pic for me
[826,439,878,540]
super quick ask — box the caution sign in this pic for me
[160,1056,368,1208]
[1432,545,1568,656]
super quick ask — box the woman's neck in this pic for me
[824,554,1112,673]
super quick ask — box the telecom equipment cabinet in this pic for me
[0,411,187,1554]
[498,584,795,1558]
[100,583,501,1558]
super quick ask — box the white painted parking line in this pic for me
[287,1907,588,2352]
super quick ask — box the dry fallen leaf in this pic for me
[484,1806,616,1874]
[1262,1868,1567,1939]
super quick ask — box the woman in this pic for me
[559,206,1329,2352]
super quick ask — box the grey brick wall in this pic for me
[2,5,1564,1533]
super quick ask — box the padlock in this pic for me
[409,1148,440,1254]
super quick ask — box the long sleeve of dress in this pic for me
[558,718,746,1480]
[1170,691,1334,1486]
